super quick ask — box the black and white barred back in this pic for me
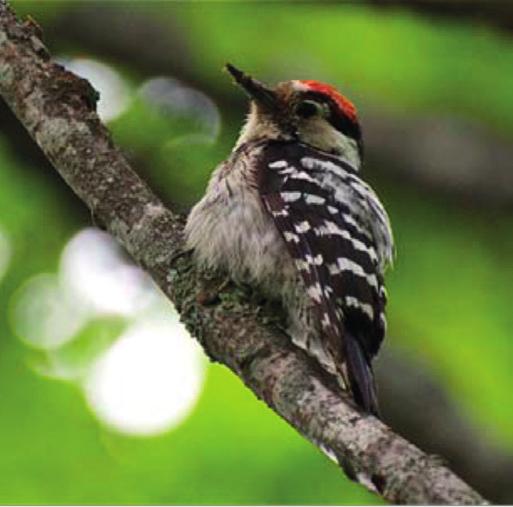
[256,141,393,415]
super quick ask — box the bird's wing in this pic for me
[257,142,390,414]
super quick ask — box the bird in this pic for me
[185,64,394,416]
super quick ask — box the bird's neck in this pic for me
[234,109,291,150]
[234,109,362,170]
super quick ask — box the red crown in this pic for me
[299,80,357,122]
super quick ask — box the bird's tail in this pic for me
[344,334,380,417]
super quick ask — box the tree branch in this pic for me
[0,2,487,504]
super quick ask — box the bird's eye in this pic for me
[296,100,322,118]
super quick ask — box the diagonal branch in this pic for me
[0,2,487,504]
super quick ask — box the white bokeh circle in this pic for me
[60,57,131,122]
[85,314,205,435]
[60,228,157,317]
[10,273,87,350]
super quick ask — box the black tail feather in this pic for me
[345,334,380,417]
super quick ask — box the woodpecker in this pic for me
[185,64,394,415]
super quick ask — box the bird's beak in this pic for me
[225,63,278,111]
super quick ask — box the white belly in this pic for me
[185,166,294,294]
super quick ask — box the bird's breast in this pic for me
[185,155,295,295]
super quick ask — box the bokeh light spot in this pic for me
[60,57,131,122]
[85,314,205,436]
[139,77,221,140]
[10,273,88,350]
[60,228,157,317]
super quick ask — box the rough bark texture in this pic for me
[0,2,488,504]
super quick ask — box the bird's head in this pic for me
[226,63,363,168]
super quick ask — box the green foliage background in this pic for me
[1,2,513,504]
